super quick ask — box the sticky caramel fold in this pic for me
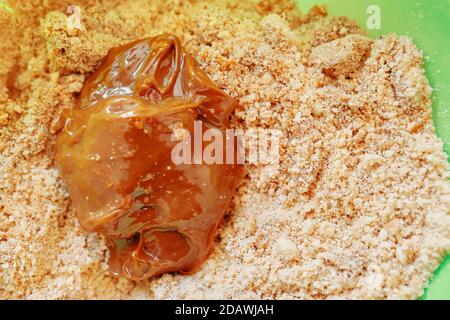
[55,34,242,280]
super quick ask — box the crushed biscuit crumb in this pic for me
[0,0,449,299]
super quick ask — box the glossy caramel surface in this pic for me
[55,34,242,280]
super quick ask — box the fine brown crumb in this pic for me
[1,0,449,299]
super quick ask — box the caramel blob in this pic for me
[55,34,242,280]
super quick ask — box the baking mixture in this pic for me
[0,0,449,299]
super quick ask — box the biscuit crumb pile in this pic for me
[1,0,449,299]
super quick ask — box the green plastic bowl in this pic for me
[297,0,450,300]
